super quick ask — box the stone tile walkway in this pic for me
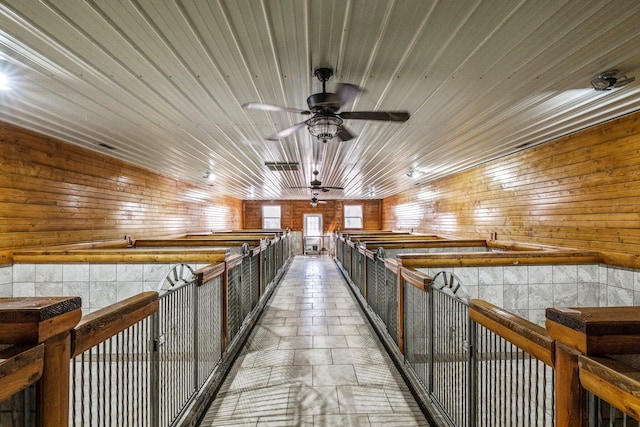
[198,255,431,426]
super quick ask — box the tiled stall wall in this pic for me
[0,264,11,297]
[6,262,210,313]
[416,264,640,325]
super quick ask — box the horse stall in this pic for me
[0,231,292,426]
[335,235,640,427]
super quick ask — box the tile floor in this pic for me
[199,255,431,426]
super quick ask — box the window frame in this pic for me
[262,205,282,229]
[343,204,363,229]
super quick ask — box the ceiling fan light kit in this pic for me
[307,115,343,143]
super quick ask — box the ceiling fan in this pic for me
[591,69,635,91]
[243,67,410,142]
[310,197,327,208]
[292,170,343,193]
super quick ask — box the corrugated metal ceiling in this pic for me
[0,0,639,201]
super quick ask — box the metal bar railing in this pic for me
[226,256,243,345]
[429,271,472,427]
[157,270,197,426]
[196,265,224,389]
[70,292,159,427]
[0,345,44,426]
[470,300,556,427]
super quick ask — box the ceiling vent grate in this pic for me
[265,162,299,172]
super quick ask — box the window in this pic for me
[262,205,281,229]
[344,205,363,229]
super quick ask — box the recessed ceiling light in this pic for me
[0,72,10,90]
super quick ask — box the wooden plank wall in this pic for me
[243,200,381,232]
[382,111,640,267]
[0,121,243,250]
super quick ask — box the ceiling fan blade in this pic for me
[243,102,310,115]
[265,121,307,141]
[336,126,355,141]
[333,83,363,107]
[321,186,344,191]
[340,111,410,121]
[318,200,328,204]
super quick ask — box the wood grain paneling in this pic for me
[0,121,242,250]
[382,111,640,267]
[243,200,381,233]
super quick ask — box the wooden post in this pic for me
[0,297,82,427]
[553,342,586,426]
[546,306,640,427]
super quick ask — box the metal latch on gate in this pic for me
[153,334,166,351]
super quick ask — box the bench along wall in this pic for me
[0,121,243,252]
[382,111,640,269]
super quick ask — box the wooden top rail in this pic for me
[134,238,263,248]
[546,306,640,355]
[470,299,555,367]
[71,291,159,358]
[228,229,290,235]
[0,297,82,344]
[226,253,243,269]
[11,247,230,263]
[361,239,488,250]
[578,355,640,421]
[0,344,45,401]
[400,267,432,292]
[337,232,411,240]
[487,240,559,251]
[397,250,602,268]
[183,233,280,240]
[196,262,226,285]
[346,234,440,242]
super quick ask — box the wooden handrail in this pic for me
[0,344,45,401]
[469,299,555,367]
[399,267,432,292]
[226,253,243,269]
[197,262,226,285]
[362,239,486,249]
[71,292,159,358]
[134,238,262,247]
[398,250,601,267]
[11,248,229,263]
[578,355,640,421]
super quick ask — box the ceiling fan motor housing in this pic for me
[307,92,340,112]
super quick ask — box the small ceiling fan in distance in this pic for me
[310,197,327,208]
[243,68,410,142]
[292,170,343,193]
